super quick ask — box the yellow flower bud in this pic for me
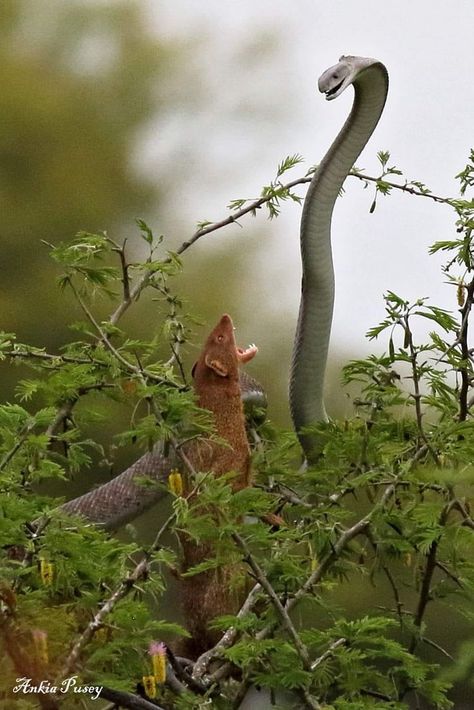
[39,558,54,586]
[457,283,465,307]
[149,641,167,684]
[168,470,183,497]
[142,675,156,698]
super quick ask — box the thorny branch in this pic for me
[365,527,405,626]
[451,498,474,530]
[107,168,454,329]
[0,422,35,473]
[204,504,385,688]
[310,637,347,671]
[231,531,312,670]
[67,278,165,385]
[106,236,131,304]
[408,504,450,655]
[403,313,439,463]
[192,582,263,679]
[458,277,474,421]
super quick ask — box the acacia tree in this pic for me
[0,150,474,709]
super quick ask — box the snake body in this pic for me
[289,56,388,460]
[59,371,265,530]
[60,55,388,526]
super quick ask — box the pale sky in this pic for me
[141,0,474,418]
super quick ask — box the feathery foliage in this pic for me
[1,154,474,709]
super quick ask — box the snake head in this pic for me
[318,55,379,101]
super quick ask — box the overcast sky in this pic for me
[140,0,474,416]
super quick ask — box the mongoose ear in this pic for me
[205,354,228,377]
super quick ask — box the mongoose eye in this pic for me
[217,335,224,342]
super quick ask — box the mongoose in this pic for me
[178,314,257,657]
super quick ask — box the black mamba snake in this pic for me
[60,55,388,528]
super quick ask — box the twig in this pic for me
[435,560,463,588]
[68,279,165,384]
[265,482,313,509]
[310,637,346,671]
[457,277,474,421]
[169,341,186,384]
[403,314,438,463]
[55,555,152,681]
[5,347,179,393]
[107,237,131,304]
[0,422,35,472]
[365,528,404,626]
[231,531,312,670]
[408,505,449,654]
[150,281,187,380]
[282,516,371,615]
[252,483,397,648]
[192,582,263,679]
[165,646,207,695]
[45,401,75,439]
[351,171,451,204]
[451,499,474,530]
[300,689,321,710]
[420,636,454,660]
[99,686,165,710]
[203,512,378,686]
[44,384,113,440]
[360,688,393,701]
[5,347,101,367]
[108,169,452,329]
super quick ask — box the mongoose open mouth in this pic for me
[237,344,258,363]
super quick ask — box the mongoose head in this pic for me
[192,314,258,384]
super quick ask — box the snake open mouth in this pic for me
[326,79,344,99]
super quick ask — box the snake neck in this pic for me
[290,62,388,462]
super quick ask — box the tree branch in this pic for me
[457,277,474,421]
[99,686,166,710]
[54,464,209,682]
[310,637,346,671]
[108,167,453,329]
[408,505,450,654]
[231,531,312,670]
[192,582,263,680]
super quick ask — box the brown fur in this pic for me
[178,314,257,657]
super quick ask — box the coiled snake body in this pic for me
[61,55,388,527]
